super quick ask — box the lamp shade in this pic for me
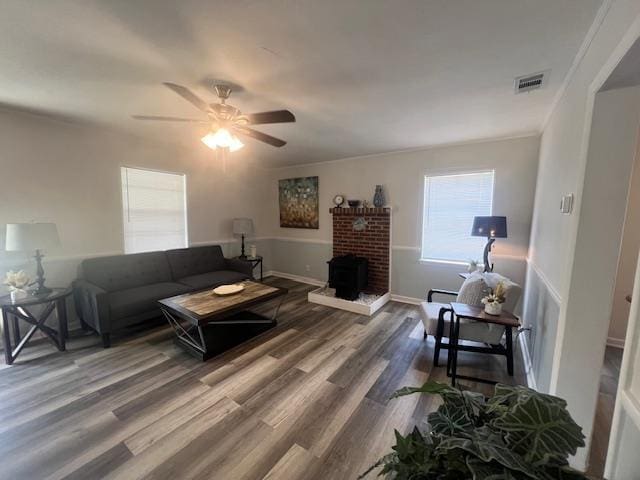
[232,218,254,236]
[471,216,507,238]
[5,223,61,252]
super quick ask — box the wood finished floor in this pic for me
[0,278,525,480]
[586,346,623,480]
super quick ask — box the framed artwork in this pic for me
[279,176,319,229]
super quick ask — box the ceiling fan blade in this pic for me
[234,126,287,147]
[132,115,207,123]
[163,82,211,113]
[246,110,296,125]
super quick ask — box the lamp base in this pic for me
[32,249,51,296]
[31,285,52,296]
[483,237,496,273]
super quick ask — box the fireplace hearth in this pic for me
[328,254,368,300]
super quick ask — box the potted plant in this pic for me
[361,381,588,479]
[3,270,30,302]
[482,281,506,315]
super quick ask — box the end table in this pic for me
[447,302,520,386]
[234,255,263,281]
[0,288,72,365]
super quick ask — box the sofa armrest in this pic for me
[225,258,255,279]
[427,289,458,303]
[73,279,110,333]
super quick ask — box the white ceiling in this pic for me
[0,0,603,167]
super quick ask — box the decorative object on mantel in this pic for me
[373,185,385,207]
[481,281,507,315]
[5,223,61,295]
[232,218,254,259]
[471,216,507,272]
[279,176,319,229]
[347,199,361,208]
[3,270,30,302]
[333,194,345,208]
[352,217,368,231]
[362,200,370,208]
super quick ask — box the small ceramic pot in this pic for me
[484,302,503,316]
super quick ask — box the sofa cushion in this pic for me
[178,270,249,290]
[108,282,192,320]
[166,246,227,280]
[456,272,490,306]
[82,251,172,292]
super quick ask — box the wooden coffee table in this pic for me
[158,281,287,361]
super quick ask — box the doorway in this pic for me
[587,129,640,477]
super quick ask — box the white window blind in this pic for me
[121,167,188,254]
[421,171,494,262]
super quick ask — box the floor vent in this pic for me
[514,71,549,94]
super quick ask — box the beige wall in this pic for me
[0,108,270,291]
[265,135,540,300]
[609,135,640,346]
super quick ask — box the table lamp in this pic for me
[232,218,254,259]
[471,216,507,272]
[5,223,61,295]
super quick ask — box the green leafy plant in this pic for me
[360,382,588,479]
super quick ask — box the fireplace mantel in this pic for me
[329,207,391,214]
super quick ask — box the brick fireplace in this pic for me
[330,207,391,294]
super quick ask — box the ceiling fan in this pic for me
[133,83,295,151]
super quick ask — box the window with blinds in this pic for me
[121,167,188,254]
[421,171,494,262]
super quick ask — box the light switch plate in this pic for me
[560,194,573,214]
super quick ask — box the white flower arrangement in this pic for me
[482,282,507,310]
[3,270,30,291]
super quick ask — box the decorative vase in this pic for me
[249,245,257,258]
[484,302,503,316]
[373,185,385,207]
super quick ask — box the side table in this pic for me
[234,255,263,281]
[0,288,72,365]
[447,302,520,386]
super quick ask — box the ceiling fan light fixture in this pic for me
[201,128,244,152]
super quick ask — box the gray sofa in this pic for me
[73,245,253,347]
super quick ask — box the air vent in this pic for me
[514,71,549,94]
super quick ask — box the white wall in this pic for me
[558,86,640,471]
[525,0,640,467]
[266,135,540,302]
[0,108,271,295]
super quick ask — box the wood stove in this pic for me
[328,254,368,300]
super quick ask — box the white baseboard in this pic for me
[308,289,390,316]
[518,333,537,390]
[390,294,423,305]
[606,336,625,349]
[264,270,326,288]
